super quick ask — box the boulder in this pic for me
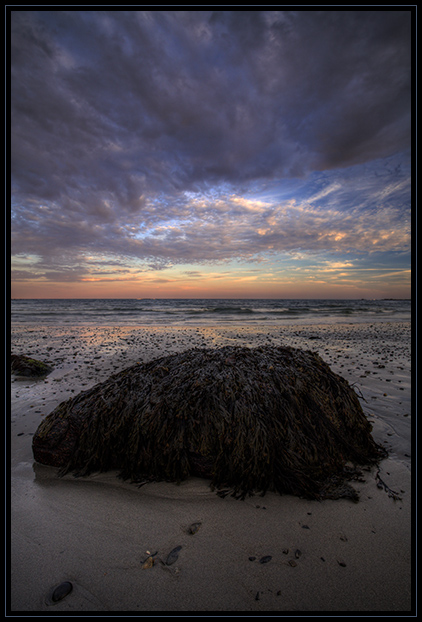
[32,346,386,499]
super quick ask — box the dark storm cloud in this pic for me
[10,9,412,268]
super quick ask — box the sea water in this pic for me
[10,298,411,327]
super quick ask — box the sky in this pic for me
[10,9,412,299]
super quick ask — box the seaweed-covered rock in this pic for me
[32,346,386,499]
[11,354,53,377]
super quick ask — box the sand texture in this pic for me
[10,322,413,612]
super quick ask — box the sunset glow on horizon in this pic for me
[11,10,412,300]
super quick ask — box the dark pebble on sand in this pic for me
[259,555,272,564]
[51,581,73,602]
[166,546,182,566]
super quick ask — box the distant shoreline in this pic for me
[11,297,412,301]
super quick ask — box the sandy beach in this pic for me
[10,322,413,613]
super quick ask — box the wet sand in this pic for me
[10,322,413,612]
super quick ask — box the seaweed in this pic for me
[32,346,386,500]
[11,354,53,377]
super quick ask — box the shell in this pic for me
[142,556,155,569]
[187,522,201,535]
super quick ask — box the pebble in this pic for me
[166,546,182,566]
[259,555,272,564]
[51,581,73,603]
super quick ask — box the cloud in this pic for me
[12,159,410,278]
[11,10,411,192]
[10,10,412,284]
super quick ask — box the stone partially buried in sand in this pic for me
[11,353,53,377]
[32,345,386,500]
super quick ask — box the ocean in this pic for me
[10,298,411,327]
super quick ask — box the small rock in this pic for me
[259,555,272,564]
[51,581,73,603]
[166,546,182,566]
[11,354,53,377]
